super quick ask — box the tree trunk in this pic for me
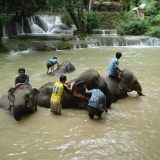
[89,0,92,12]
[0,29,3,51]
[67,10,80,31]
[0,29,8,52]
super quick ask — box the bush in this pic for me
[143,1,159,16]
[147,14,160,26]
[117,18,150,35]
[145,27,160,39]
[86,13,99,33]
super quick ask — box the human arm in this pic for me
[114,60,122,72]
[103,105,108,112]
[69,81,75,91]
[57,62,60,69]
[83,84,90,94]
[14,74,30,88]
[116,67,122,72]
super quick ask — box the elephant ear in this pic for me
[8,88,16,106]
[73,81,90,100]
[119,78,131,91]
[31,88,39,97]
[31,88,39,109]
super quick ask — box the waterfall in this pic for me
[3,15,73,37]
[92,29,160,46]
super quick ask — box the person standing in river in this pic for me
[46,57,60,76]
[108,52,122,80]
[50,75,74,115]
[84,84,108,119]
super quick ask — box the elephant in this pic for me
[49,61,75,76]
[7,85,39,121]
[37,69,113,110]
[103,69,144,103]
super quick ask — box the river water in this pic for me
[0,46,160,160]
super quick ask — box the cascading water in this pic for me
[92,29,160,46]
[3,15,74,37]
[2,15,160,53]
[27,15,63,34]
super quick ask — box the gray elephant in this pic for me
[49,61,75,76]
[37,69,113,110]
[103,69,144,102]
[7,85,39,121]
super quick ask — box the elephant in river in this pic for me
[7,85,39,121]
[49,61,75,76]
[103,69,144,102]
[37,69,113,109]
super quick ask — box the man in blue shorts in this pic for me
[108,52,122,80]
[46,57,60,76]
[84,84,108,119]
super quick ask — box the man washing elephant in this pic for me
[84,84,108,119]
[50,75,75,115]
[46,57,60,76]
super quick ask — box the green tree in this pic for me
[63,0,86,35]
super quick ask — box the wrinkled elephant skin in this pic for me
[8,85,39,121]
[49,61,75,76]
[103,69,144,102]
[37,82,54,108]
[37,69,113,109]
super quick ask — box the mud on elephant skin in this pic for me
[49,61,75,76]
[6,85,39,121]
[37,69,113,110]
[103,69,144,103]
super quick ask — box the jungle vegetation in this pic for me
[0,0,160,49]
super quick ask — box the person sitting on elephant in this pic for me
[6,68,30,110]
[46,57,60,76]
[50,75,74,115]
[84,84,108,119]
[108,52,122,81]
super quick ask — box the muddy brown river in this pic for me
[0,46,160,159]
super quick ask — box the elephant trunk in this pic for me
[13,105,23,121]
[137,90,145,96]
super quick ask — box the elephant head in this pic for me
[103,69,144,103]
[8,85,39,121]
[119,69,144,96]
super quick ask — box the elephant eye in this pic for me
[25,94,29,99]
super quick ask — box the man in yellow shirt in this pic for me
[50,75,74,115]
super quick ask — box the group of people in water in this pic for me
[6,52,123,119]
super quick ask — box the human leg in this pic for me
[88,105,94,119]
[92,107,103,119]
[52,102,61,115]
[50,101,54,113]
[50,66,54,76]
[56,103,62,115]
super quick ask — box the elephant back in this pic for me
[37,82,54,108]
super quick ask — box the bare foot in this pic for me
[5,106,11,110]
